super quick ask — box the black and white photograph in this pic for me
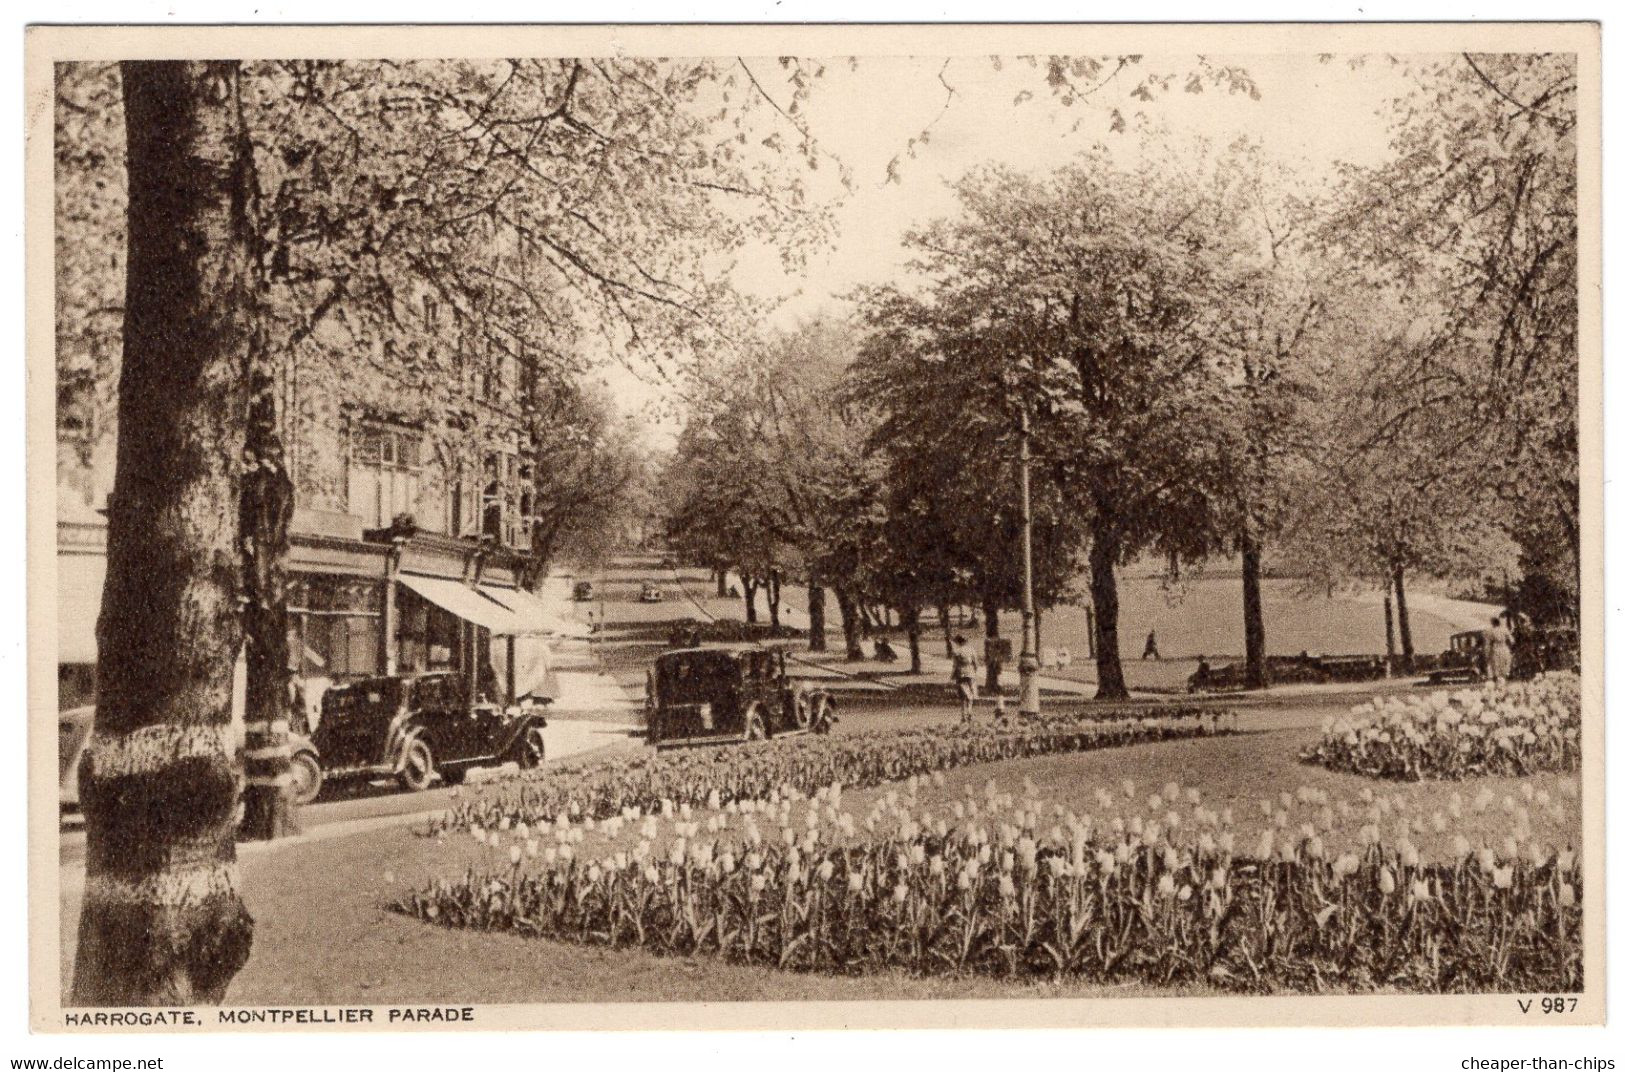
[25,20,1601,1036]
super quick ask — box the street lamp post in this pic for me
[1017,403,1040,717]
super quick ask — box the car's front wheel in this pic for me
[514,725,546,770]
[288,750,323,806]
[397,738,436,792]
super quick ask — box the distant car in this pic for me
[315,671,547,791]
[640,582,664,603]
[60,705,322,809]
[1428,630,1488,686]
[645,645,835,748]
[572,580,595,602]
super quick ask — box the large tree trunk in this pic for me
[833,587,864,661]
[766,570,781,630]
[982,593,1002,693]
[938,601,954,657]
[806,581,827,652]
[1393,561,1415,669]
[742,577,759,624]
[73,61,256,1006]
[238,331,297,841]
[1240,528,1268,690]
[1089,523,1129,701]
[714,565,728,598]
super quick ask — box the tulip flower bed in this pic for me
[1303,674,1581,781]
[432,708,1233,836]
[398,771,1580,993]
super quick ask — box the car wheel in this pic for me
[288,751,323,806]
[515,725,546,770]
[744,706,767,741]
[397,738,436,792]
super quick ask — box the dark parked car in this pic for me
[314,671,548,791]
[1428,630,1488,685]
[644,646,835,748]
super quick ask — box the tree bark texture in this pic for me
[742,577,758,624]
[766,570,781,629]
[806,582,827,652]
[73,60,256,1006]
[904,605,922,675]
[1240,530,1268,690]
[1088,524,1129,701]
[834,587,863,661]
[238,334,297,841]
[1393,561,1415,669]
[981,594,1001,693]
[1384,588,1397,675]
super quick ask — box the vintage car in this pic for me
[639,582,665,604]
[1428,630,1489,685]
[313,671,548,791]
[572,580,595,602]
[644,646,835,748]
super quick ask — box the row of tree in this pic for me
[665,54,1577,702]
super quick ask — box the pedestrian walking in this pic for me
[1486,615,1515,683]
[1142,630,1160,660]
[950,634,979,723]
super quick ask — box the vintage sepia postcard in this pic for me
[25,21,1602,1033]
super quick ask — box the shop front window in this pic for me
[395,587,463,674]
[288,575,384,681]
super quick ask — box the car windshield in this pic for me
[656,653,740,702]
[322,677,404,720]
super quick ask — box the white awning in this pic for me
[483,585,593,638]
[396,573,525,634]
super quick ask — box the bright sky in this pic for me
[597,52,1426,444]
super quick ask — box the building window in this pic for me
[478,452,531,548]
[348,425,422,529]
[287,576,384,682]
[395,588,462,674]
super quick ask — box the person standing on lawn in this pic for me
[950,634,979,722]
[1486,615,1515,683]
[1142,630,1161,660]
